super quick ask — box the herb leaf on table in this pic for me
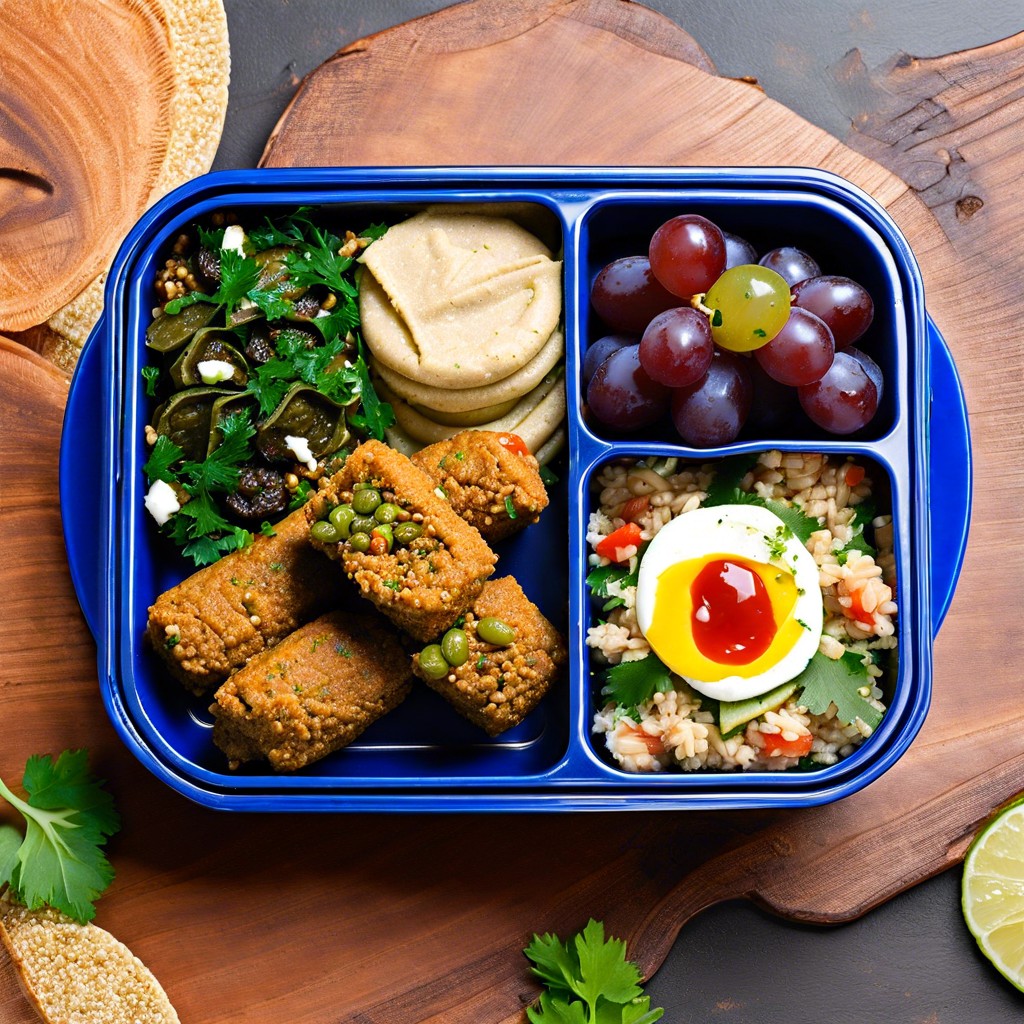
[524,919,663,1024]
[0,750,120,924]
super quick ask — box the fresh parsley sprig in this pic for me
[164,248,260,320]
[0,750,120,924]
[524,919,664,1024]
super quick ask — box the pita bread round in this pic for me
[379,372,565,453]
[359,209,562,390]
[373,326,564,414]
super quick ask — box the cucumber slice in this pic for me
[718,680,799,737]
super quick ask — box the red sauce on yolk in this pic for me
[690,559,777,664]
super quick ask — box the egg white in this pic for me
[635,503,822,702]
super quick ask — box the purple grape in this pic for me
[792,275,874,350]
[587,344,669,431]
[798,351,879,434]
[649,215,727,298]
[638,308,714,387]
[583,333,637,386]
[670,350,753,447]
[758,247,821,287]
[591,256,678,333]
[723,232,758,270]
[846,346,884,405]
[753,307,835,386]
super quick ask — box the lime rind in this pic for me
[962,800,1024,993]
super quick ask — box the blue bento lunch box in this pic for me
[60,167,971,811]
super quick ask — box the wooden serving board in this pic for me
[2,2,1022,1022]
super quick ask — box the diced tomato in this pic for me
[845,465,866,487]
[497,433,530,457]
[620,495,650,523]
[846,588,875,628]
[761,731,813,758]
[626,726,665,755]
[595,522,643,562]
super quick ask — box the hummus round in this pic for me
[359,207,562,390]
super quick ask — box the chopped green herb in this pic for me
[753,327,767,337]
[335,643,352,658]
[602,653,673,712]
[476,653,487,670]
[287,479,314,512]
[269,562,284,572]
[504,496,518,519]
[711,308,723,327]
[141,365,160,397]
[383,580,401,591]
[260,521,277,538]
[539,464,559,486]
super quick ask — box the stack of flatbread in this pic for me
[360,206,567,461]
[0,0,230,371]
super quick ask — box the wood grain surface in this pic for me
[1,1,1022,1022]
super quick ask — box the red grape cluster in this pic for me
[586,214,881,445]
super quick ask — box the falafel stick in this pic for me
[211,610,413,771]
[146,507,344,695]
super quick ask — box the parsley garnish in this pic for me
[796,651,884,730]
[585,541,649,611]
[524,919,663,1024]
[601,652,673,712]
[0,750,120,924]
[164,248,260,320]
[753,327,767,337]
[141,365,160,397]
[260,521,277,537]
[287,479,314,511]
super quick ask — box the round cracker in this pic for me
[373,326,564,414]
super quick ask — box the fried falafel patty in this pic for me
[410,430,549,543]
[146,507,343,695]
[413,576,567,735]
[306,440,496,642]
[210,610,413,771]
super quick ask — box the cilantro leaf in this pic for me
[360,222,389,242]
[346,340,395,440]
[796,651,884,730]
[602,654,673,710]
[586,564,628,611]
[524,921,662,1024]
[0,750,120,923]
[573,920,644,1008]
[762,498,818,544]
[143,434,184,485]
[246,358,298,416]
[703,454,759,506]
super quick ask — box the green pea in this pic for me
[418,644,449,680]
[374,502,401,524]
[328,504,356,538]
[352,488,382,515]
[440,628,469,667]
[310,520,342,544]
[348,532,371,553]
[393,522,423,546]
[476,617,516,646]
[350,515,376,535]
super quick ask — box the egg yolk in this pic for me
[645,555,805,683]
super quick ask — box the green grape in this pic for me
[704,265,791,352]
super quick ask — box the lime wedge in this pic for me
[962,799,1024,992]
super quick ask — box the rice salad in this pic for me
[587,451,897,773]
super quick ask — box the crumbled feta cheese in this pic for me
[197,359,237,385]
[285,435,317,472]
[144,479,180,526]
[221,224,246,255]
[237,296,256,310]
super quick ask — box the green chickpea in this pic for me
[328,504,356,538]
[310,520,342,544]
[352,487,383,515]
[373,502,401,524]
[348,532,371,553]
[393,522,423,546]
[476,616,516,646]
[418,644,449,680]
[440,628,469,667]
[349,515,376,536]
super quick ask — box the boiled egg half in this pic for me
[635,504,822,701]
